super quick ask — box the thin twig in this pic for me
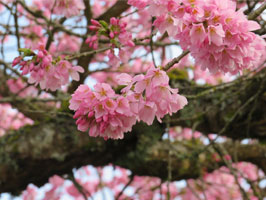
[66,46,111,60]
[115,175,134,200]
[14,1,21,53]
[164,50,190,71]
[150,17,157,67]
[213,144,249,200]
[68,173,91,200]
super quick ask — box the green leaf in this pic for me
[18,48,35,56]
[99,20,109,30]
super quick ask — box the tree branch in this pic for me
[0,115,266,195]
[169,67,266,139]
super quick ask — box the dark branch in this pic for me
[0,116,266,194]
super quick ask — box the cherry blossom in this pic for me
[87,17,135,67]
[128,0,266,74]
[42,0,85,17]
[19,162,263,200]
[0,103,33,137]
[70,66,187,139]
[12,43,84,91]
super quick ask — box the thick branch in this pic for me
[96,1,130,21]
[0,116,265,194]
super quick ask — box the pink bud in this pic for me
[96,117,102,123]
[29,63,35,71]
[12,56,22,67]
[110,17,118,26]
[88,111,94,118]
[224,155,231,161]
[109,32,115,39]
[103,115,108,122]
[89,25,99,31]
[91,19,100,26]
[85,37,91,44]
[120,22,127,29]
[37,51,44,58]
[127,40,135,47]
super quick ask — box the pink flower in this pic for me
[70,67,187,140]
[22,185,37,200]
[128,0,148,9]
[7,78,38,97]
[12,56,22,67]
[147,67,169,87]
[224,154,231,161]
[108,51,120,68]
[116,96,132,116]
[190,23,207,45]
[42,0,85,17]
[147,0,168,17]
[0,103,33,137]
[208,24,225,46]
[153,14,180,37]
[69,65,84,81]
[139,101,157,125]
[119,32,135,47]
[22,25,46,49]
[134,75,150,93]
[94,83,116,100]
[14,44,84,91]
[116,73,132,85]
[146,0,266,74]
[88,17,135,67]
[54,34,81,55]
[85,35,98,50]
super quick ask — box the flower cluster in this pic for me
[182,162,261,200]
[87,17,135,67]
[128,0,148,9]
[88,18,134,49]
[22,25,46,49]
[69,66,187,139]
[0,103,33,137]
[91,0,117,18]
[90,58,152,87]
[20,162,262,200]
[21,165,179,200]
[7,78,38,97]
[169,127,202,140]
[129,0,266,74]
[69,83,137,140]
[12,43,84,91]
[42,0,85,17]
[6,78,61,108]
[118,67,188,124]
[52,34,81,56]
[168,54,234,84]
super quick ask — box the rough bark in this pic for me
[169,67,266,140]
[0,115,266,194]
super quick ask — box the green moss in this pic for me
[59,99,71,112]
[167,68,189,81]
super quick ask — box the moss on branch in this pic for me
[0,115,266,194]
